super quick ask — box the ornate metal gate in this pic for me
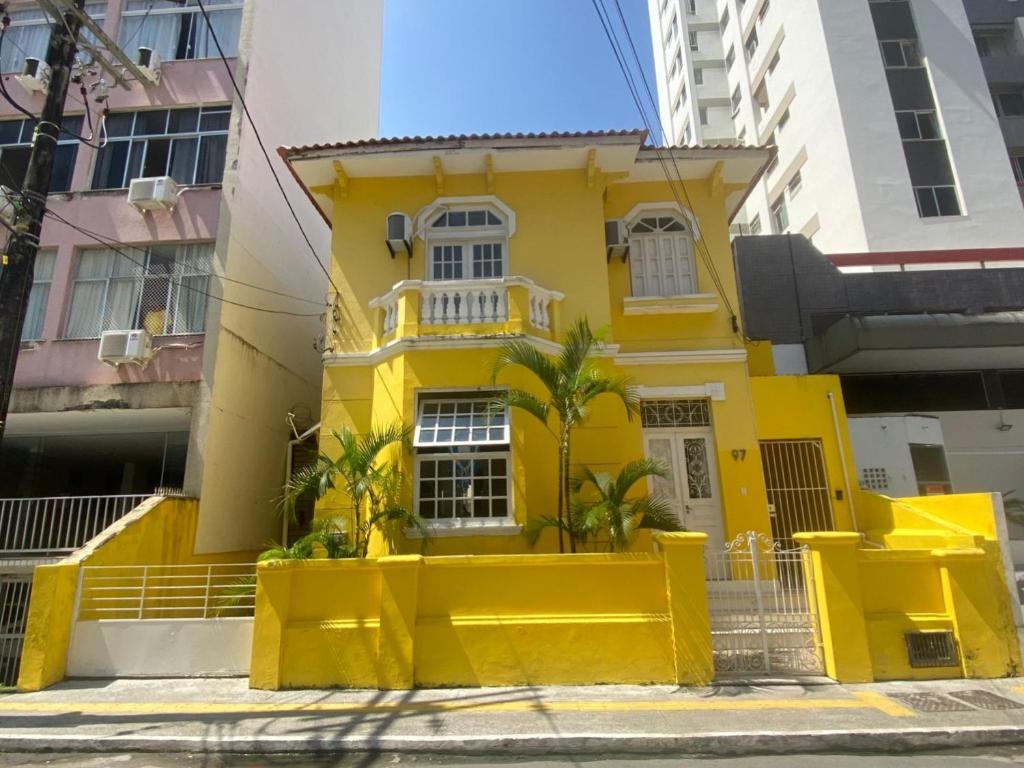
[705,531,824,677]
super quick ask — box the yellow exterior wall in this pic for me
[250,532,711,690]
[751,375,859,532]
[17,496,255,692]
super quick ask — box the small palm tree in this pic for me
[527,459,682,552]
[492,317,639,553]
[280,424,423,558]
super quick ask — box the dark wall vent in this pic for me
[905,630,960,668]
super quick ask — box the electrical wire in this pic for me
[192,0,341,297]
[43,208,328,317]
[592,0,743,332]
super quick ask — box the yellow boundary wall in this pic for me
[250,532,712,690]
[17,496,254,692]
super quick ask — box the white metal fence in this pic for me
[0,495,149,555]
[705,531,824,677]
[0,575,31,687]
[76,563,257,621]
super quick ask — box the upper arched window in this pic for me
[627,211,697,297]
[426,205,508,281]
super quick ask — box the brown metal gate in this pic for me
[759,439,835,548]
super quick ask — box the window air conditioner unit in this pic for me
[605,219,628,260]
[136,47,161,85]
[385,212,412,257]
[98,329,153,366]
[15,57,50,94]
[128,176,180,212]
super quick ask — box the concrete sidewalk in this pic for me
[1,677,1023,756]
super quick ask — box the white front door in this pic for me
[644,428,725,554]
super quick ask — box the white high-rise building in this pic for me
[648,0,1024,254]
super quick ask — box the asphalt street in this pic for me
[3,749,1024,766]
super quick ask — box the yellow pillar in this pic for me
[249,563,293,690]
[505,284,527,334]
[794,532,874,683]
[935,548,1021,679]
[655,532,713,685]
[17,562,79,692]
[397,288,420,338]
[375,555,423,689]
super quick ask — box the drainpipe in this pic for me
[282,420,321,546]
[827,391,858,533]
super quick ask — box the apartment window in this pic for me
[671,50,683,79]
[744,30,759,60]
[672,96,682,115]
[427,207,507,280]
[20,250,55,341]
[686,0,697,15]
[118,0,243,62]
[628,214,696,296]
[689,31,699,51]
[414,396,511,523]
[0,3,104,73]
[879,39,922,69]
[767,51,781,74]
[770,196,788,233]
[974,31,1011,58]
[914,186,960,218]
[683,123,693,144]
[895,110,940,140]
[667,13,679,43]
[91,106,230,189]
[725,45,736,69]
[994,92,1024,117]
[680,82,688,105]
[720,5,730,29]
[731,85,742,115]
[64,243,213,338]
[776,108,790,135]
[693,67,703,85]
[699,106,708,125]
[749,214,762,235]
[1011,155,1024,184]
[786,170,802,199]
[0,116,83,192]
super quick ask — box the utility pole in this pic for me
[0,0,84,444]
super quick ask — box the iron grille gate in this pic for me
[0,575,31,687]
[705,532,824,677]
[760,440,835,550]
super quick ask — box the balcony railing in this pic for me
[370,277,564,339]
[0,494,149,556]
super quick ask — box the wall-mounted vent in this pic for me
[905,630,959,668]
[861,467,889,491]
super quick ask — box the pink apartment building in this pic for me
[0,0,382,683]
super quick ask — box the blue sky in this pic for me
[379,0,660,141]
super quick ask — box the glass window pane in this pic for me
[447,211,466,227]
[168,108,200,134]
[136,110,169,136]
[467,210,486,226]
[199,108,231,132]
[935,187,960,216]
[486,211,501,225]
[169,137,198,183]
[896,112,919,140]
[104,113,135,138]
[50,144,77,192]
[916,188,939,218]
[195,134,227,184]
[0,121,21,145]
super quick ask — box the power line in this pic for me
[43,207,327,317]
[591,0,741,329]
[192,0,340,297]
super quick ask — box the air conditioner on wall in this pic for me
[98,329,153,366]
[128,176,180,212]
[605,219,628,260]
[385,212,412,257]
[15,57,50,93]
[136,47,162,85]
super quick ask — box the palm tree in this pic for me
[280,424,423,558]
[492,317,640,553]
[570,459,683,551]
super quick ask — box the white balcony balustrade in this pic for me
[0,494,149,555]
[369,277,564,338]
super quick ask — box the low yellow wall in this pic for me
[250,532,711,690]
[17,496,255,692]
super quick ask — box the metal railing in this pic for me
[76,563,257,621]
[0,495,149,555]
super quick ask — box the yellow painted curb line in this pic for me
[0,694,914,718]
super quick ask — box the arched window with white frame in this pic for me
[627,210,698,297]
[425,206,509,281]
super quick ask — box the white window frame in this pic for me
[413,395,513,527]
[624,206,700,298]
[424,206,509,282]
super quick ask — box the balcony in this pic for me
[369,277,565,341]
[0,495,149,557]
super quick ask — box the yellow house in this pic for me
[279,130,856,554]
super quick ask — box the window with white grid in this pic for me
[414,395,511,523]
[426,206,508,281]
